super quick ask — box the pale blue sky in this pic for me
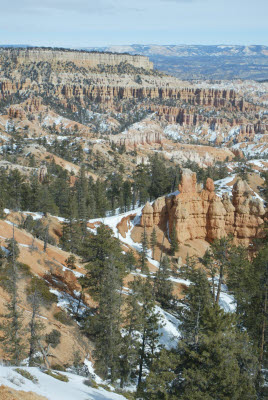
[1,0,267,47]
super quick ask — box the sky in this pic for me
[0,0,267,47]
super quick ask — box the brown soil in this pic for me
[0,386,48,400]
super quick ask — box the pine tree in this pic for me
[125,250,136,272]
[149,154,170,200]
[150,227,157,260]
[0,226,25,364]
[170,221,178,256]
[227,241,268,396]
[75,165,88,236]
[178,259,213,346]
[81,224,126,301]
[146,349,177,400]
[119,277,143,387]
[89,259,123,382]
[27,278,45,366]
[139,225,149,274]
[60,190,82,254]
[199,248,218,302]
[155,256,174,309]
[94,179,109,217]
[174,307,258,400]
[123,180,132,212]
[136,277,161,394]
[210,236,232,304]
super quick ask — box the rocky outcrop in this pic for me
[151,105,267,135]
[8,97,43,119]
[110,119,163,147]
[140,169,266,245]
[38,164,47,183]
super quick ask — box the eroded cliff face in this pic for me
[140,169,266,245]
[1,48,154,70]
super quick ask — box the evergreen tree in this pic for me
[146,349,177,400]
[149,154,170,200]
[75,165,88,235]
[27,278,45,366]
[120,277,143,387]
[94,179,109,217]
[125,250,136,272]
[60,190,82,254]
[227,242,268,396]
[150,227,157,260]
[155,256,174,309]
[0,227,25,364]
[173,307,258,400]
[139,225,149,274]
[178,259,213,346]
[132,164,150,206]
[136,277,161,394]
[210,236,232,304]
[88,258,123,382]
[81,224,126,301]
[123,180,132,212]
[170,221,178,256]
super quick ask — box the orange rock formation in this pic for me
[140,169,266,245]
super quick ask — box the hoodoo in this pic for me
[140,168,266,245]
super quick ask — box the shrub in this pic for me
[44,369,69,382]
[114,390,136,400]
[51,364,66,372]
[83,378,98,388]
[27,276,57,307]
[18,263,33,277]
[98,384,111,392]
[65,255,76,270]
[45,329,61,348]
[15,368,38,384]
[54,310,73,326]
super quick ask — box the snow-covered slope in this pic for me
[0,366,127,400]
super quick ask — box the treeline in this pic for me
[0,154,229,222]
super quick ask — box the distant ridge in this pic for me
[80,44,268,80]
[0,44,30,48]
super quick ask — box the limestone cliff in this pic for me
[140,169,266,245]
[1,48,153,70]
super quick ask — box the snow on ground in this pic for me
[214,174,265,202]
[84,360,105,385]
[156,306,181,349]
[49,288,87,317]
[164,124,183,140]
[214,175,235,196]
[232,135,268,157]
[0,365,127,400]
[219,290,236,313]
[248,159,268,170]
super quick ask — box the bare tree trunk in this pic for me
[28,288,39,366]
[38,341,50,369]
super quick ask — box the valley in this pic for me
[0,47,267,400]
